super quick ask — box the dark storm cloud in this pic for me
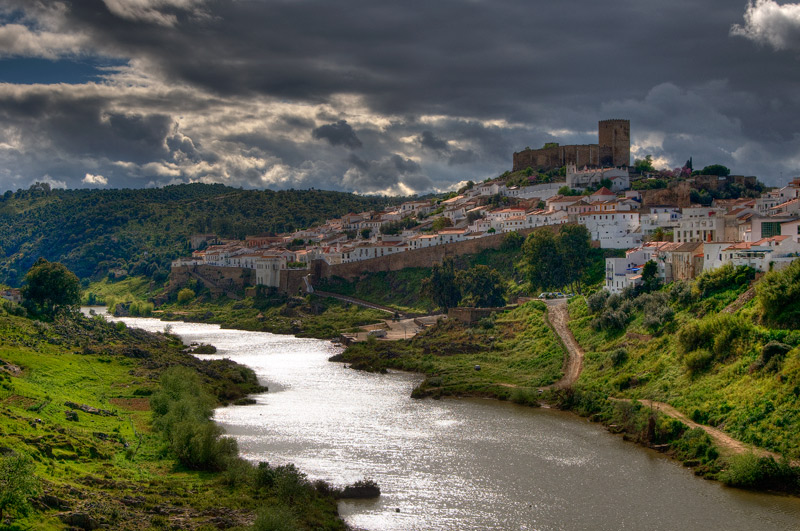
[0,0,798,193]
[419,131,449,153]
[312,120,363,149]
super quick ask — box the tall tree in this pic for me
[21,258,81,318]
[522,230,565,291]
[557,224,592,293]
[457,265,506,308]
[420,258,461,311]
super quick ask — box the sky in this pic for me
[0,0,799,195]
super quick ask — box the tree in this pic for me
[457,265,506,308]
[360,228,371,239]
[557,225,592,293]
[21,258,81,318]
[177,288,195,304]
[0,455,41,522]
[420,258,461,311]
[522,230,565,290]
[641,260,661,292]
[634,155,655,174]
[699,164,730,177]
[432,217,452,232]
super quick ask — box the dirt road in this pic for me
[544,299,584,389]
[540,298,795,462]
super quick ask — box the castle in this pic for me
[513,119,630,172]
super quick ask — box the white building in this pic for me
[566,164,630,192]
[581,211,642,249]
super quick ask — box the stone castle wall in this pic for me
[513,119,630,172]
[169,226,563,296]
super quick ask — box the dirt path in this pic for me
[540,298,797,463]
[542,299,584,389]
[611,398,798,464]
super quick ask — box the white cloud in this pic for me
[102,0,208,27]
[0,24,88,59]
[35,175,67,189]
[82,173,108,185]
[731,0,800,51]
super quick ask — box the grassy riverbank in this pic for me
[0,307,348,529]
[332,264,800,493]
[333,301,564,403]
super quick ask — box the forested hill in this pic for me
[0,182,398,286]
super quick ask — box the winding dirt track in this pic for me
[543,299,583,389]
[542,298,797,463]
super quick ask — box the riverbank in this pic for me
[146,294,386,340]
[0,310,348,529]
[332,292,800,495]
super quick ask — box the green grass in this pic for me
[0,312,346,529]
[83,276,153,306]
[335,301,565,398]
[567,281,800,461]
[158,293,387,339]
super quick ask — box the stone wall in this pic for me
[168,265,253,295]
[312,227,556,282]
[513,144,600,172]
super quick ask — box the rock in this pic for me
[65,410,79,422]
[37,494,70,511]
[60,512,99,530]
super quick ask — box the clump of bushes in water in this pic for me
[720,454,800,492]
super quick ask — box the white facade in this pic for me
[566,165,630,192]
[581,212,641,249]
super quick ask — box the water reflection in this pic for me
[113,314,800,531]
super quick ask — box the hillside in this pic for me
[333,262,800,491]
[0,183,399,287]
[0,306,347,529]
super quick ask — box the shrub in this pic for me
[610,348,628,367]
[720,454,799,490]
[758,259,800,328]
[177,288,195,304]
[669,280,696,307]
[587,290,609,314]
[695,264,754,298]
[684,349,714,374]
[0,454,41,521]
[751,341,793,372]
[510,388,541,407]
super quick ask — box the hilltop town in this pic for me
[168,119,800,299]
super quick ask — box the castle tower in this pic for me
[598,119,630,167]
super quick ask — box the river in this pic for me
[110,313,800,530]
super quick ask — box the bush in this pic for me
[758,259,800,328]
[177,288,195,304]
[695,264,754,298]
[587,290,609,314]
[669,280,696,307]
[150,367,238,471]
[751,341,793,372]
[684,349,714,374]
[720,454,799,491]
[610,348,628,367]
[677,314,755,361]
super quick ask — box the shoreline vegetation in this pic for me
[0,304,369,530]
